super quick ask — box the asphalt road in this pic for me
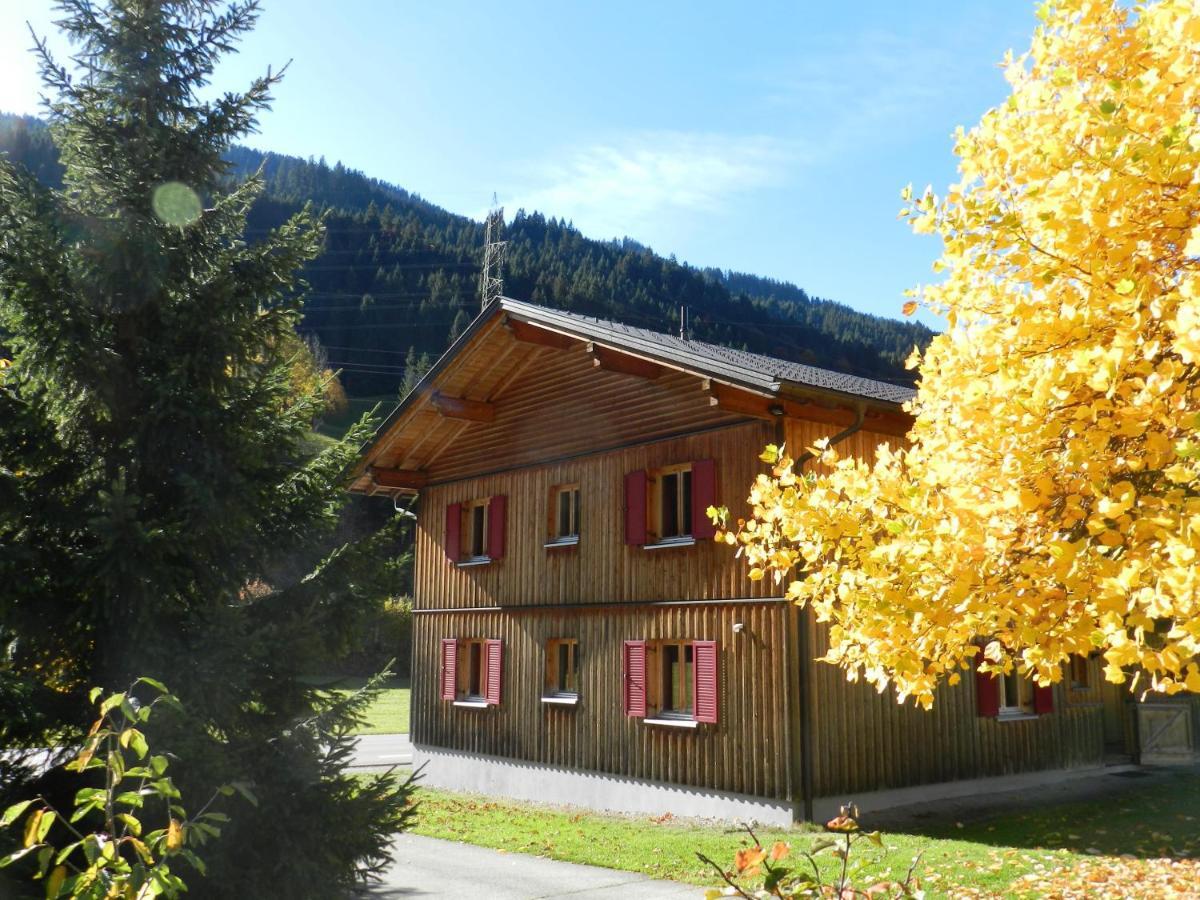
[362,833,697,899]
[349,733,413,769]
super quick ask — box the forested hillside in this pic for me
[1,112,933,396]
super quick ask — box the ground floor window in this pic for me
[656,641,694,717]
[623,639,718,724]
[544,638,579,699]
[459,639,486,700]
[440,637,503,706]
[999,670,1034,716]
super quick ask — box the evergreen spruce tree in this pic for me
[0,2,412,895]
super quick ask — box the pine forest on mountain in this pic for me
[0,111,933,403]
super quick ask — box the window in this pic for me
[464,499,488,560]
[999,670,1035,716]
[623,639,718,724]
[1069,655,1090,690]
[625,460,716,547]
[440,638,503,706]
[445,495,506,564]
[544,638,579,701]
[657,641,694,716]
[973,649,1053,717]
[547,484,580,546]
[655,466,693,541]
[459,639,486,700]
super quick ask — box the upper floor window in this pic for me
[547,483,580,547]
[464,499,489,559]
[445,495,507,565]
[624,459,716,548]
[654,465,693,541]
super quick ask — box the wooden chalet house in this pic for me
[350,298,1144,825]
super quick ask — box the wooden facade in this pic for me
[353,298,1122,821]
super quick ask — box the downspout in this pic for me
[787,400,865,823]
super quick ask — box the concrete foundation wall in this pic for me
[412,744,796,827]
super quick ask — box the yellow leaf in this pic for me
[165,818,184,852]
[23,808,42,849]
[1114,278,1136,295]
[902,300,919,316]
[46,865,66,898]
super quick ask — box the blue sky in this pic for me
[0,2,1038,325]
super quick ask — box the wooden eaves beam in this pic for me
[369,466,427,491]
[707,381,909,435]
[430,390,495,423]
[585,341,665,380]
[503,316,577,351]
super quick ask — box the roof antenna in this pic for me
[479,193,507,311]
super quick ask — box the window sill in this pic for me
[541,695,579,706]
[643,537,696,551]
[452,699,490,709]
[997,711,1038,722]
[643,717,699,729]
[544,537,579,550]
[455,556,492,568]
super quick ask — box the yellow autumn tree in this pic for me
[720,0,1200,708]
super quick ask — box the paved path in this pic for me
[362,833,697,899]
[350,733,413,769]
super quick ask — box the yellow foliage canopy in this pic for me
[724,0,1200,707]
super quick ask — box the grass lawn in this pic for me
[406,771,1200,896]
[303,674,410,734]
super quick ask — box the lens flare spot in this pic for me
[152,182,202,227]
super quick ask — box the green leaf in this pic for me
[135,676,168,694]
[36,810,56,843]
[35,845,52,877]
[73,788,104,807]
[116,812,142,836]
[150,755,169,776]
[0,844,42,868]
[231,781,258,807]
[0,799,34,828]
[115,792,144,809]
[1099,99,1117,115]
[88,687,103,705]
[99,693,125,716]
[54,841,81,865]
[69,801,100,824]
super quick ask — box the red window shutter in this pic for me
[973,649,1000,718]
[691,459,717,540]
[487,495,507,559]
[445,502,462,562]
[440,639,457,701]
[484,639,503,706]
[1034,683,1054,715]
[624,470,647,546]
[623,640,647,717]
[693,640,719,723]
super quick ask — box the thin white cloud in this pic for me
[503,131,801,241]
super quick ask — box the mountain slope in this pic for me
[1,113,933,395]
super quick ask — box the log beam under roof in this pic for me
[504,316,577,351]
[586,341,665,380]
[431,391,495,423]
[369,466,428,491]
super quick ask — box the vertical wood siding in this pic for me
[807,617,1105,797]
[413,421,778,610]
[412,601,794,800]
